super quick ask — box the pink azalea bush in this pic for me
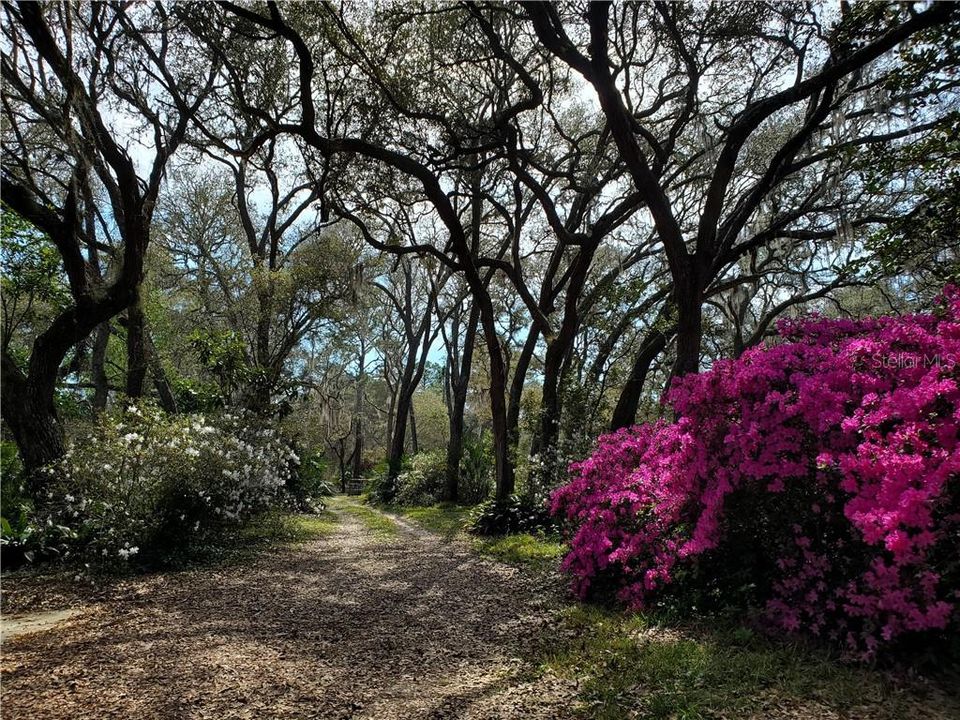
[551,289,960,658]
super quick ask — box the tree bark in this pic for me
[125,295,147,399]
[476,300,515,502]
[670,277,705,382]
[388,388,412,478]
[506,326,539,453]
[610,327,672,430]
[385,383,396,463]
[0,273,143,475]
[253,287,273,412]
[351,338,366,479]
[534,246,596,476]
[488,355,514,501]
[144,328,177,413]
[444,303,480,503]
[91,322,110,412]
[408,401,418,455]
[1,353,65,487]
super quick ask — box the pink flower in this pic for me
[552,287,960,659]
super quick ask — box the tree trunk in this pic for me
[476,305,514,501]
[408,401,418,455]
[336,439,348,492]
[388,388,412,478]
[610,327,671,430]
[444,304,480,503]
[463,287,514,501]
[91,322,110,412]
[151,362,178,413]
[1,354,65,486]
[5,399,64,487]
[253,290,273,412]
[385,392,396,463]
[385,304,434,482]
[443,360,458,502]
[489,360,514,502]
[533,341,563,462]
[144,329,177,413]
[1,270,142,478]
[445,386,467,503]
[670,282,704,382]
[506,327,539,452]
[351,418,363,479]
[1,295,143,483]
[125,296,147,398]
[533,247,595,479]
[351,339,366,479]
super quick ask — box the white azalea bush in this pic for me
[394,450,447,506]
[32,402,299,567]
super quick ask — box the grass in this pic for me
[332,496,399,537]
[534,604,953,720]
[393,504,473,539]
[189,509,340,567]
[392,503,565,569]
[474,533,566,567]
[240,511,339,544]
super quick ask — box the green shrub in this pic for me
[459,432,493,504]
[395,450,447,506]
[0,440,37,565]
[285,449,333,510]
[170,376,223,412]
[1,439,24,501]
[369,458,390,479]
[363,456,404,503]
[365,471,397,504]
[469,494,556,536]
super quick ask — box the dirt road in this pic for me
[0,499,573,719]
